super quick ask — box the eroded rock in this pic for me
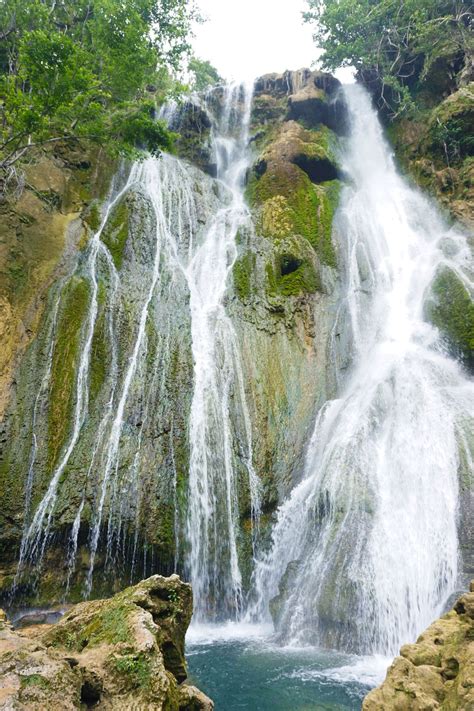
[0,575,213,710]
[363,582,474,710]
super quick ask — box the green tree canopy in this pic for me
[304,0,473,116]
[188,57,222,91]
[0,0,198,175]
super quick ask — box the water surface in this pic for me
[186,625,389,710]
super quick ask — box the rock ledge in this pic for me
[363,582,474,710]
[0,575,213,710]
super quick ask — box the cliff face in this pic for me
[0,70,347,603]
[228,69,347,526]
[0,574,213,710]
[0,147,116,420]
[363,583,474,711]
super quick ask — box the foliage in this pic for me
[114,654,152,688]
[188,57,222,91]
[304,0,473,117]
[0,0,198,174]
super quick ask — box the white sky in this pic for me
[192,0,354,83]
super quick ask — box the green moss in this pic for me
[232,252,256,300]
[51,603,132,651]
[89,279,109,401]
[101,198,130,269]
[425,266,474,369]
[253,163,319,244]
[266,253,320,298]
[248,162,339,267]
[113,653,152,689]
[295,125,336,162]
[87,602,131,646]
[313,180,341,268]
[149,503,176,555]
[429,89,474,161]
[84,202,101,231]
[47,276,90,470]
[5,245,29,300]
[20,674,50,689]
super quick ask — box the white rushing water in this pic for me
[251,84,473,655]
[183,82,261,621]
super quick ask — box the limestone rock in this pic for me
[0,575,213,710]
[178,684,214,710]
[363,584,474,710]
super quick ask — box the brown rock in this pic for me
[363,584,474,710]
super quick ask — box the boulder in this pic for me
[363,582,474,710]
[0,575,213,710]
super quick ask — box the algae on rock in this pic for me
[0,575,213,710]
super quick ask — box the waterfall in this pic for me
[12,83,260,617]
[183,82,261,621]
[252,84,473,656]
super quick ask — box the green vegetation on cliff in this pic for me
[0,0,199,184]
[305,0,473,117]
[247,161,339,270]
[425,266,474,369]
[48,276,90,469]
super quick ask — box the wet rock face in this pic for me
[363,582,474,711]
[0,575,213,710]
[167,101,217,177]
[253,69,348,134]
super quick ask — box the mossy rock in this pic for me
[89,278,111,402]
[233,252,256,301]
[247,159,339,268]
[250,162,320,242]
[100,197,130,270]
[47,275,90,470]
[424,265,474,370]
[265,235,321,298]
[428,85,474,162]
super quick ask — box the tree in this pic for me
[188,57,222,92]
[304,0,473,117]
[0,0,197,179]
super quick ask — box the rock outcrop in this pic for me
[363,583,474,710]
[0,575,213,710]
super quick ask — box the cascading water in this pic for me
[183,82,261,621]
[251,84,473,656]
[12,83,260,619]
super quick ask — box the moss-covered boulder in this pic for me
[424,265,474,370]
[363,582,474,710]
[0,575,213,710]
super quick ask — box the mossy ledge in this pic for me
[0,575,214,710]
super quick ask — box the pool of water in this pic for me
[186,624,390,711]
